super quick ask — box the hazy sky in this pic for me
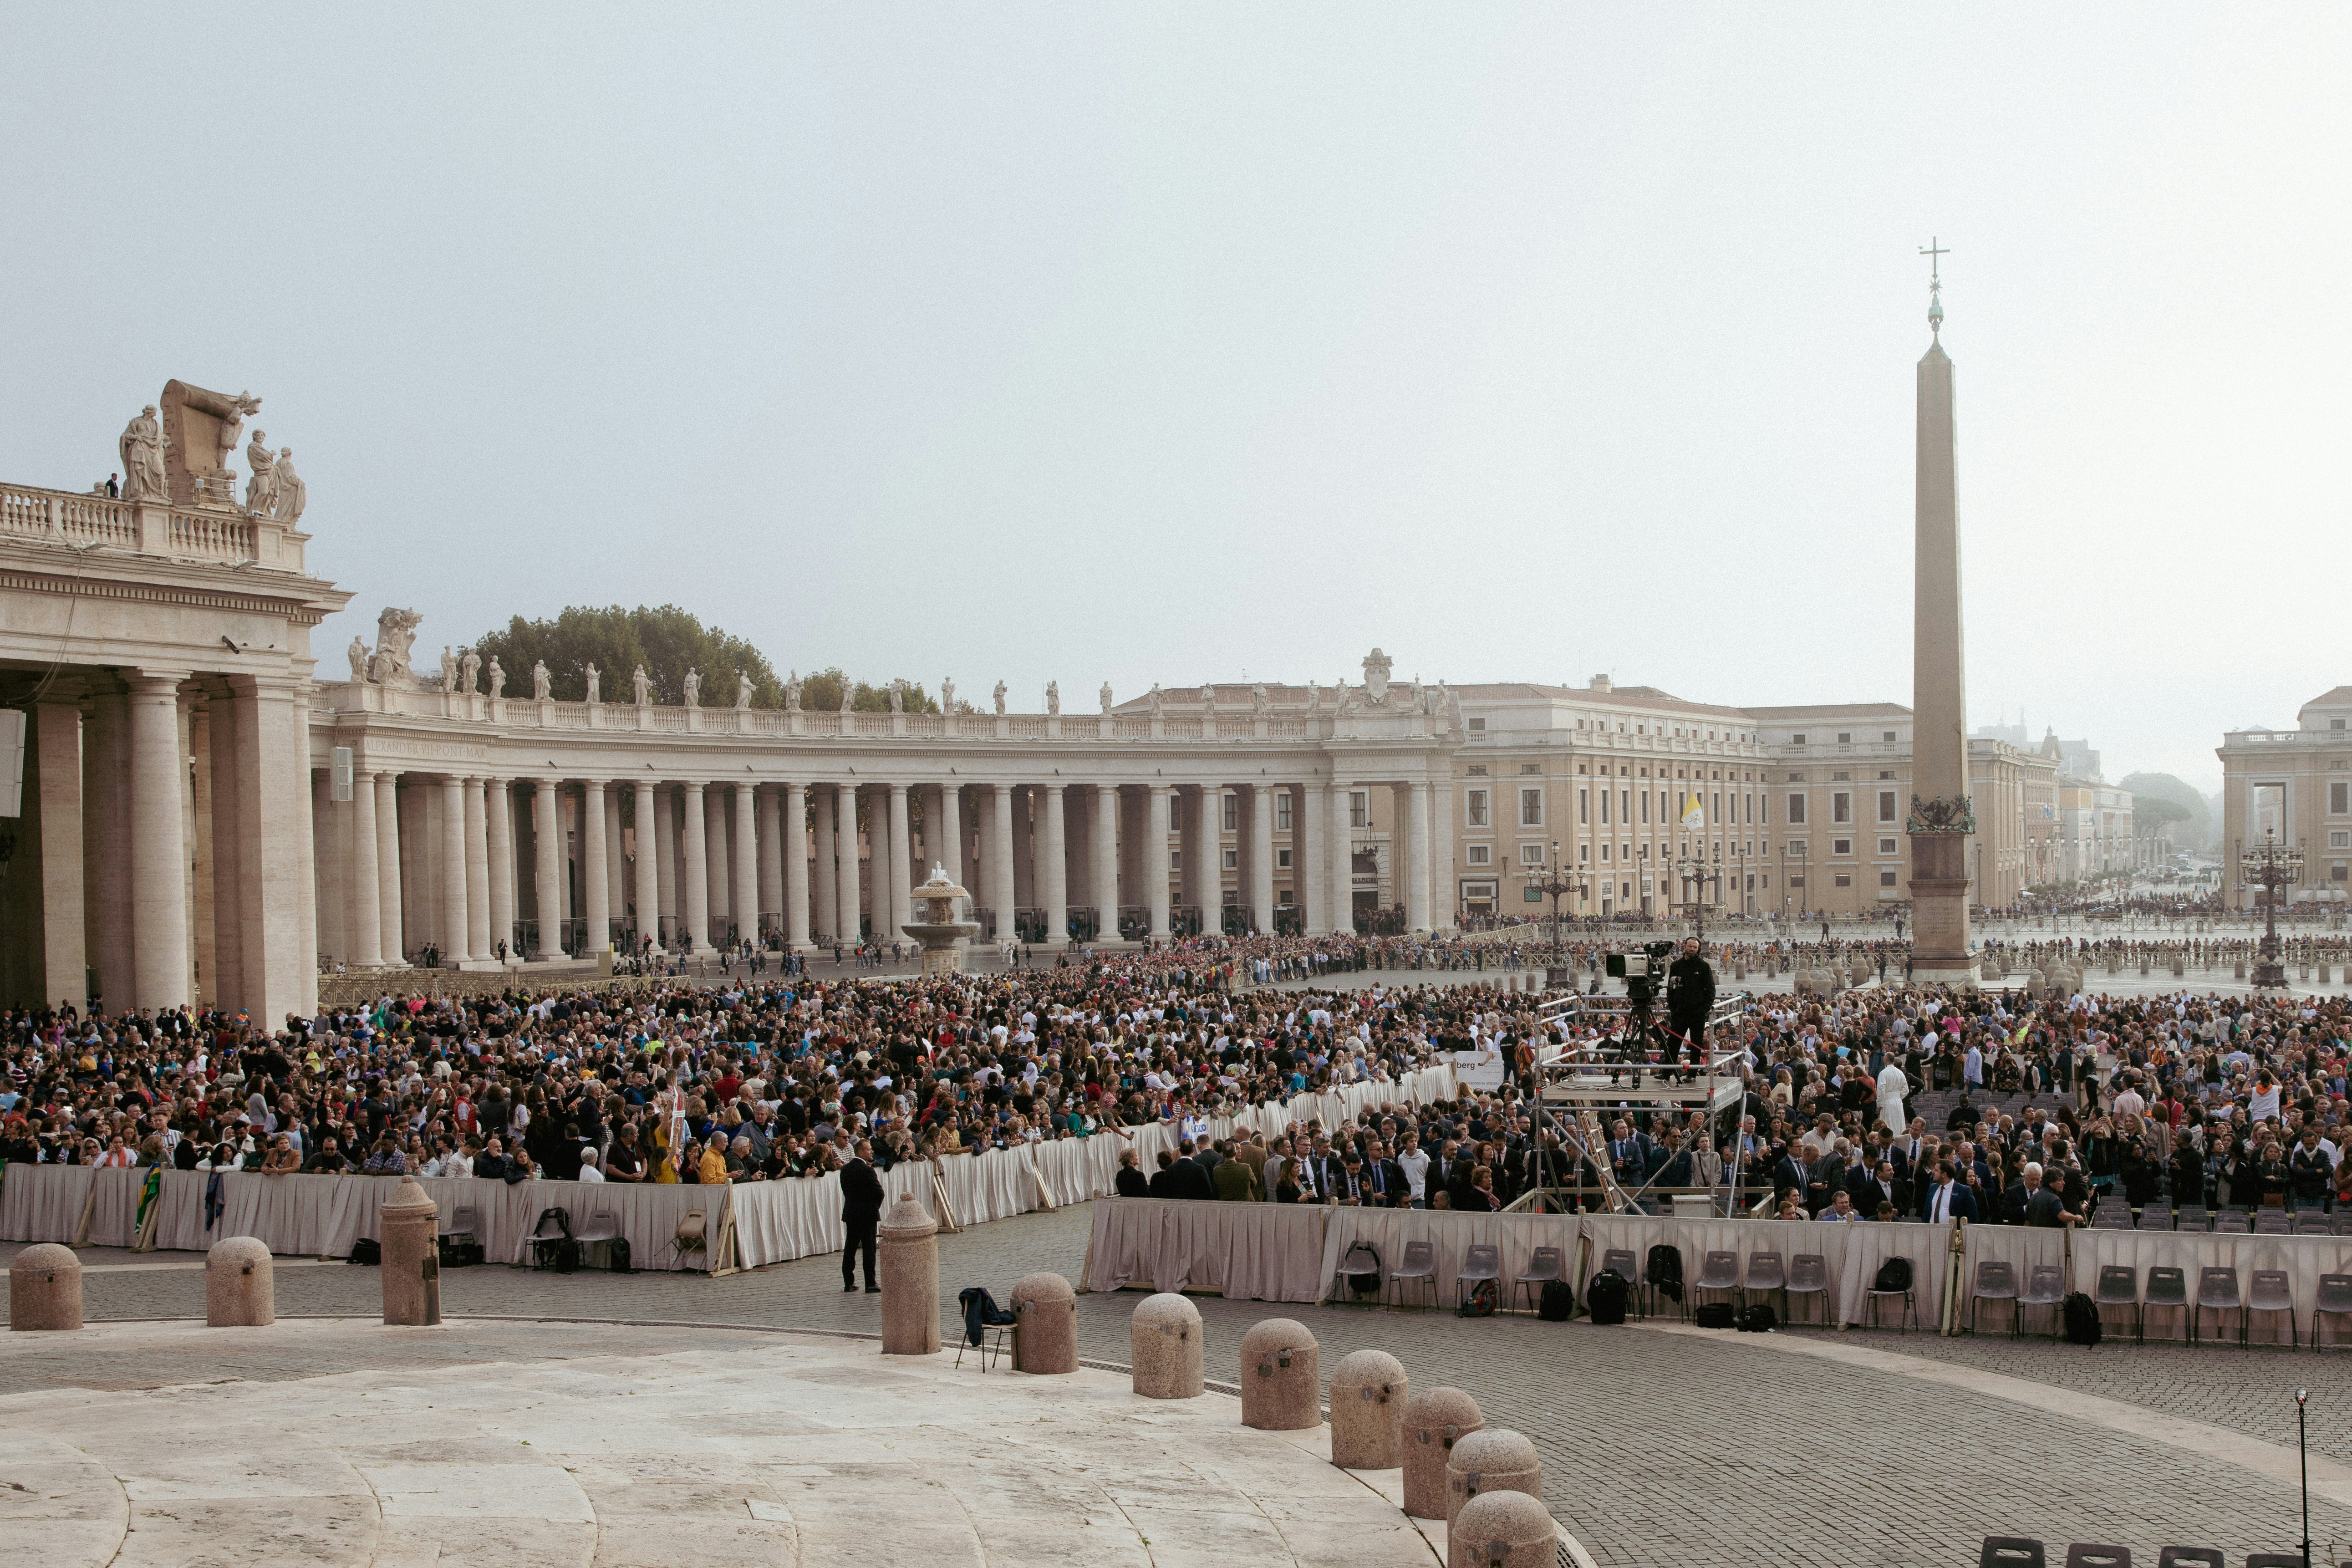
[7,6,2347,790]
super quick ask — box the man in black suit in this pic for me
[840,1138,885,1292]
[1665,938,1715,1070]
[1920,1160,1979,1224]
[1171,1141,1217,1201]
[2009,1162,2077,1228]
[1846,1160,1891,1218]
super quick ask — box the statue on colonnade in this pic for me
[118,406,168,503]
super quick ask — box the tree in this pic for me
[2119,771,2215,850]
[798,667,942,715]
[472,604,784,708]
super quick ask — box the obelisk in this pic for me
[1906,244,1977,983]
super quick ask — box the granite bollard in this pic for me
[1238,1318,1319,1431]
[878,1196,940,1355]
[1130,1292,1203,1399]
[1328,1348,1407,1468]
[1446,1428,1542,1531]
[380,1175,441,1327]
[1011,1272,1076,1373]
[9,1243,81,1331]
[1403,1386,1484,1519]
[206,1236,274,1327]
[1449,1490,1556,1568]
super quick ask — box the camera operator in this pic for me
[1665,937,1715,1069]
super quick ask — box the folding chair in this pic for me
[527,1206,574,1270]
[954,1286,1016,1370]
[2091,1264,2140,1342]
[670,1208,708,1268]
[1866,1259,1919,1333]
[1979,1538,2045,1568]
[1511,1246,1563,1314]
[1455,1243,1501,1311]
[2091,1203,2132,1230]
[573,1208,622,1271]
[1597,1247,1643,1320]
[1743,1251,1787,1323]
[2214,1210,2251,1234]
[2254,1208,2292,1236]
[2174,1206,2209,1232]
[2333,1211,2352,1237]
[2192,1266,2242,1346]
[2294,1213,2333,1236]
[2137,1202,2173,1231]
[2019,1264,2067,1339]
[2247,1269,2297,1347]
[2312,1273,2352,1349]
[2143,1267,2188,1343]
[1970,1260,2021,1337]
[1690,1249,1742,1313]
[1387,1239,1436,1309]
[1785,1253,1830,1326]
[2153,1549,2220,1568]
[2062,1547,2130,1568]
[1337,1241,1385,1306]
[2243,1557,2304,1568]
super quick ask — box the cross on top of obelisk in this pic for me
[1919,236,1949,338]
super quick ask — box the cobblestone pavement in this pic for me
[12,1209,2347,1566]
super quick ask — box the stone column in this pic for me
[438,774,471,964]
[703,786,732,943]
[1146,784,1172,938]
[1039,783,1068,947]
[1405,779,1432,932]
[935,783,965,890]
[1183,786,1214,922]
[197,692,240,1008]
[986,783,1016,942]
[1249,783,1275,934]
[836,784,863,943]
[344,767,383,967]
[604,787,625,944]
[25,699,85,1009]
[462,778,491,962]
[1301,783,1328,936]
[85,688,132,1009]
[783,782,811,949]
[1092,783,1118,938]
[630,784,659,953]
[532,779,563,957]
[887,783,913,942]
[812,784,838,942]
[1329,782,1353,934]
[312,769,345,972]
[732,781,759,947]
[582,780,611,954]
[680,781,713,953]
[757,785,784,938]
[374,771,404,965]
[290,691,318,1016]
[484,779,515,961]
[1909,326,1976,980]
[127,672,192,1010]
[653,784,677,945]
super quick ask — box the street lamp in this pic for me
[1674,850,1724,946]
[2239,828,2303,990]
[1524,840,1590,988]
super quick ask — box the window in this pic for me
[1789,876,1805,889]
[1467,717,1485,732]
[1467,764,1488,777]
[1524,885,1543,901]
[2334,782,2350,815]
[1466,789,1489,827]
[2336,718,2348,730]
[1786,793,1807,825]
[2333,830,2351,850]
[1600,842,1611,862]
[1275,848,1292,869]
[1832,770,1850,783]
[1787,771,1804,782]
[1578,843,1589,863]
[1832,838,1852,857]
[1787,841,1807,858]
[1222,889,1238,905]
[1221,848,1238,871]
[1579,787,1589,825]
[1832,791,1852,824]
[1599,788,1610,825]
[1221,793,1237,832]
[2337,864,2350,881]
[1520,843,1546,866]
[1878,837,1899,855]
[1519,788,1544,827]
[1880,869,1899,887]
[1833,873,1852,888]
[1274,793,1292,832]
[1169,850,1181,870]
[1639,790,1649,825]
[1467,844,1491,866]
[1519,763,1540,775]
[1883,731,1896,743]
[1349,790,1368,828]
[1277,889,1293,905]
[1879,789,1897,823]
[1837,732,1852,744]
[1792,733,1807,745]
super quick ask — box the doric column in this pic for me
[1406,779,1433,932]
[199,692,240,1005]
[1298,784,1326,935]
[1182,786,1214,922]
[811,784,838,942]
[532,778,564,957]
[604,787,625,942]
[439,774,472,964]
[1039,783,1068,947]
[680,781,713,953]
[583,779,611,953]
[126,672,192,1010]
[653,784,677,944]
[704,785,732,942]
[312,769,345,972]
[345,766,383,966]
[1329,782,1352,933]
[1146,784,1172,938]
[732,781,759,947]
[886,784,912,942]
[783,782,811,948]
[486,779,515,960]
[630,784,659,952]
[1249,784,1275,933]
[985,783,1016,941]
[932,784,961,889]
[1092,783,1118,938]
[374,771,405,965]
[458,778,488,961]
[31,701,86,1008]
[757,785,784,939]
[836,784,862,942]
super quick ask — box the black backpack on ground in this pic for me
[1645,1244,1685,1303]
[1693,1302,1737,1329]
[348,1237,381,1266]
[1872,1256,1913,1293]
[606,1236,632,1274]
[1738,1303,1777,1333]
[1538,1279,1576,1322]
[2062,1291,2103,1346]
[1341,1241,1383,1298]
[1586,1269,1629,1325]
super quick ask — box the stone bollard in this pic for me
[1010,1272,1077,1374]
[9,1243,82,1331]
[2322,964,2334,985]
[1238,1318,1319,1430]
[878,1196,940,1355]
[1449,1490,1556,1568]
[379,1175,441,1327]
[1404,1387,1486,1519]
[1328,1349,1408,1469]
[205,1236,274,1327]
[1130,1292,1203,1398]
[1446,1428,1542,1531]
[2235,958,2248,981]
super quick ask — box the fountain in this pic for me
[901,863,981,974]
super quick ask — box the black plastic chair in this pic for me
[1598,1247,1644,1319]
[1980,1538,2046,1568]
[1785,1253,1831,1326]
[2152,1549,2220,1568]
[1387,1239,1436,1309]
[1456,1243,1502,1310]
[2062,1547,2129,1568]
[2092,1264,2140,1342]
[2143,1267,2189,1343]
[2243,1556,2304,1568]
[2019,1264,2067,1339]
[527,1206,574,1270]
[1866,1258,1919,1333]
[1971,1260,2021,1337]
[2314,1273,2352,1349]
[2192,1266,2243,1346]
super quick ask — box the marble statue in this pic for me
[888,680,905,713]
[270,448,306,524]
[940,676,954,711]
[346,636,370,683]
[1305,680,1320,713]
[735,671,753,710]
[1045,680,1059,716]
[118,406,167,503]
[1099,681,1112,714]
[631,664,651,705]
[488,657,505,699]
[369,608,421,684]
[1251,682,1268,716]
[992,680,1007,715]
[531,659,551,701]
[243,431,278,516]
[216,392,259,476]
[460,647,481,694]
[585,662,600,703]
[838,681,853,713]
[784,670,801,711]
[1199,684,1213,709]
[1146,684,1164,717]
[682,668,701,707]
[1443,682,1464,734]
[438,646,458,692]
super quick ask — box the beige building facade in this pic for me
[2217,686,2352,908]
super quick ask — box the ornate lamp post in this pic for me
[1525,840,1589,989]
[1674,850,1724,946]
[2240,829,2303,990]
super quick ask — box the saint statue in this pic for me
[888,680,905,713]
[784,670,801,711]
[1146,683,1164,717]
[1251,682,1268,715]
[1045,680,1060,715]
[438,646,458,691]
[682,668,701,707]
[488,657,506,699]
[940,676,955,711]
[838,681,853,713]
[735,671,753,710]
[270,448,306,524]
[460,647,481,694]
[347,636,370,683]
[1198,684,1214,709]
[992,680,1008,715]
[1099,682,1113,714]
[216,392,258,477]
[118,406,167,503]
[1305,680,1320,713]
[531,659,551,701]
[244,431,278,516]
[631,664,651,705]
[585,662,600,703]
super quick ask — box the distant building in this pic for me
[2215,686,2352,908]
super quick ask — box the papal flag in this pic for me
[1680,793,1704,830]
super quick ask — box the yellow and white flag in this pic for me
[1680,792,1704,830]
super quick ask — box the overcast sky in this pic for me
[7,6,2347,790]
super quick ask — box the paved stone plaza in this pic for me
[10,1204,2350,1565]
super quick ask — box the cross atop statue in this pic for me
[1919,236,1950,338]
